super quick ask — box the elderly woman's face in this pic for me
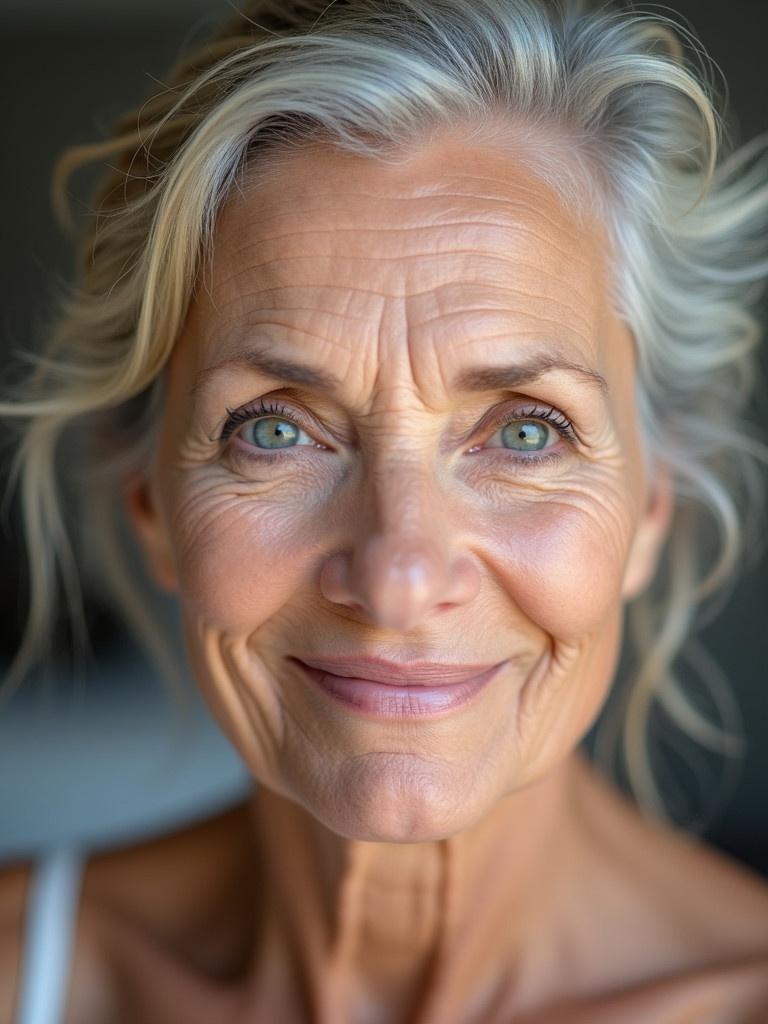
[130,135,669,841]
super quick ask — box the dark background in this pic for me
[1,1,766,873]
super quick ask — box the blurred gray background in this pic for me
[0,1,766,873]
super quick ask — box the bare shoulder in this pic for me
[0,858,118,1024]
[0,800,254,1024]
[547,758,768,1021]
[599,772,768,947]
[568,759,768,1014]
[0,863,31,1024]
[533,953,768,1024]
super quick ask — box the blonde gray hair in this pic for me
[3,0,768,830]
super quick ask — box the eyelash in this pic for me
[219,398,578,466]
[220,400,301,444]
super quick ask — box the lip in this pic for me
[292,655,502,685]
[290,657,507,719]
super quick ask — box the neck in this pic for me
[243,749,593,1023]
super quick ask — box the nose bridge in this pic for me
[320,451,480,630]
[371,452,439,541]
[358,455,454,626]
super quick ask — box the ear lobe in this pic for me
[123,476,179,593]
[621,464,674,602]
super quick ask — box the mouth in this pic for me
[289,656,508,719]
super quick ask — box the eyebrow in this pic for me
[454,355,608,395]
[190,343,609,398]
[191,346,343,397]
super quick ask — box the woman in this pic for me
[2,0,768,1020]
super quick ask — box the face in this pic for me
[128,133,671,842]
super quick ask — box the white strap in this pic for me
[16,848,84,1024]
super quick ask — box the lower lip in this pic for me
[295,661,505,719]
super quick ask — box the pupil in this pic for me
[502,420,548,452]
[254,417,299,448]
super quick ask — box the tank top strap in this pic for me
[16,847,85,1024]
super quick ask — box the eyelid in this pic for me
[482,403,578,444]
[219,399,322,444]
[220,396,579,458]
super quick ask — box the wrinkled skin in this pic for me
[130,131,668,843]
[118,131,713,1020]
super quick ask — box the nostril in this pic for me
[318,552,352,605]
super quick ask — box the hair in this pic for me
[2,0,768,832]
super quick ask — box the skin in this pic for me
[125,129,682,1018]
[132,130,666,844]
[3,130,768,1023]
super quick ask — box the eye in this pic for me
[493,418,553,452]
[238,415,312,451]
[471,404,577,460]
[220,399,323,455]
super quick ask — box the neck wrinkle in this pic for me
[246,785,331,1020]
[245,752,588,1023]
[405,834,455,1024]
[326,837,371,1022]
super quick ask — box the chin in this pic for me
[300,752,487,843]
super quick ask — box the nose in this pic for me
[318,465,481,630]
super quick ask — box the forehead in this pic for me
[190,135,618,382]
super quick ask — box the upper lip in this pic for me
[291,655,505,686]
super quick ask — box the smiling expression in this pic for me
[128,131,669,842]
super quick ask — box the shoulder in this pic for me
[0,800,253,1024]
[623,814,768,956]
[0,863,30,1024]
[567,760,768,1017]
[535,954,768,1024]
[0,859,116,1024]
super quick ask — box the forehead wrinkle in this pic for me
[225,162,601,244]
[413,298,595,336]
[222,218,572,245]
[199,284,599,376]
[211,249,601,336]
[227,203,591,248]
[202,312,365,359]
[209,234,604,334]
[215,257,598,317]
[222,216,594,278]
[441,283,600,346]
[211,200,606,321]
[201,292,376,331]
[442,326,599,369]
[236,183,592,245]
[197,153,615,406]
[218,248,595,295]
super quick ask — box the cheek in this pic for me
[169,483,321,629]
[485,497,629,640]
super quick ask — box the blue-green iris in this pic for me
[502,420,549,452]
[249,418,301,449]
[246,415,549,453]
